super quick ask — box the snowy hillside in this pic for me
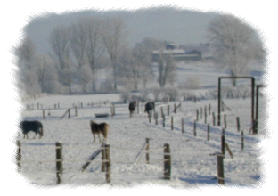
[17,91,266,186]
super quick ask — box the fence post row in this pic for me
[55,142,62,184]
[164,143,171,180]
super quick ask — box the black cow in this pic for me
[20,120,44,139]
[128,101,136,117]
[144,102,155,118]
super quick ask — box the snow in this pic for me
[17,92,266,186]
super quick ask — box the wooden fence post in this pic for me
[16,140,21,172]
[55,142,62,184]
[137,102,139,114]
[221,134,225,155]
[75,106,78,117]
[207,124,210,141]
[160,107,164,118]
[217,154,225,184]
[164,143,171,180]
[237,117,241,132]
[196,110,199,121]
[209,104,211,115]
[58,102,60,109]
[182,118,184,134]
[68,109,70,119]
[241,131,244,151]
[43,110,45,119]
[171,116,173,130]
[163,115,165,127]
[212,112,216,126]
[146,138,150,164]
[105,144,111,183]
[193,120,197,136]
[155,112,158,125]
[174,103,176,113]
[168,105,170,116]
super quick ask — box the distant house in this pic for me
[151,43,212,62]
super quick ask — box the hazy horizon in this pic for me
[24,7,218,54]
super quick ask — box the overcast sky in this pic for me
[25,7,217,54]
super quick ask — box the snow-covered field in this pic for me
[17,92,266,186]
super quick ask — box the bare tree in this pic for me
[70,21,87,68]
[207,14,266,86]
[158,48,176,87]
[16,37,36,69]
[101,17,127,92]
[50,26,71,70]
[132,43,153,88]
[59,65,76,94]
[84,18,104,93]
[35,54,60,94]
[15,37,41,97]
[118,49,139,92]
[76,64,92,93]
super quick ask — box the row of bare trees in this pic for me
[15,13,266,98]
[16,17,170,97]
[49,17,127,93]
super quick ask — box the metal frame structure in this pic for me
[217,77,256,134]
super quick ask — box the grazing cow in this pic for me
[90,120,109,143]
[144,102,155,118]
[20,120,44,139]
[128,101,136,117]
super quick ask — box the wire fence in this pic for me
[15,135,260,185]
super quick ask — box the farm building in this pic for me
[151,43,214,62]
